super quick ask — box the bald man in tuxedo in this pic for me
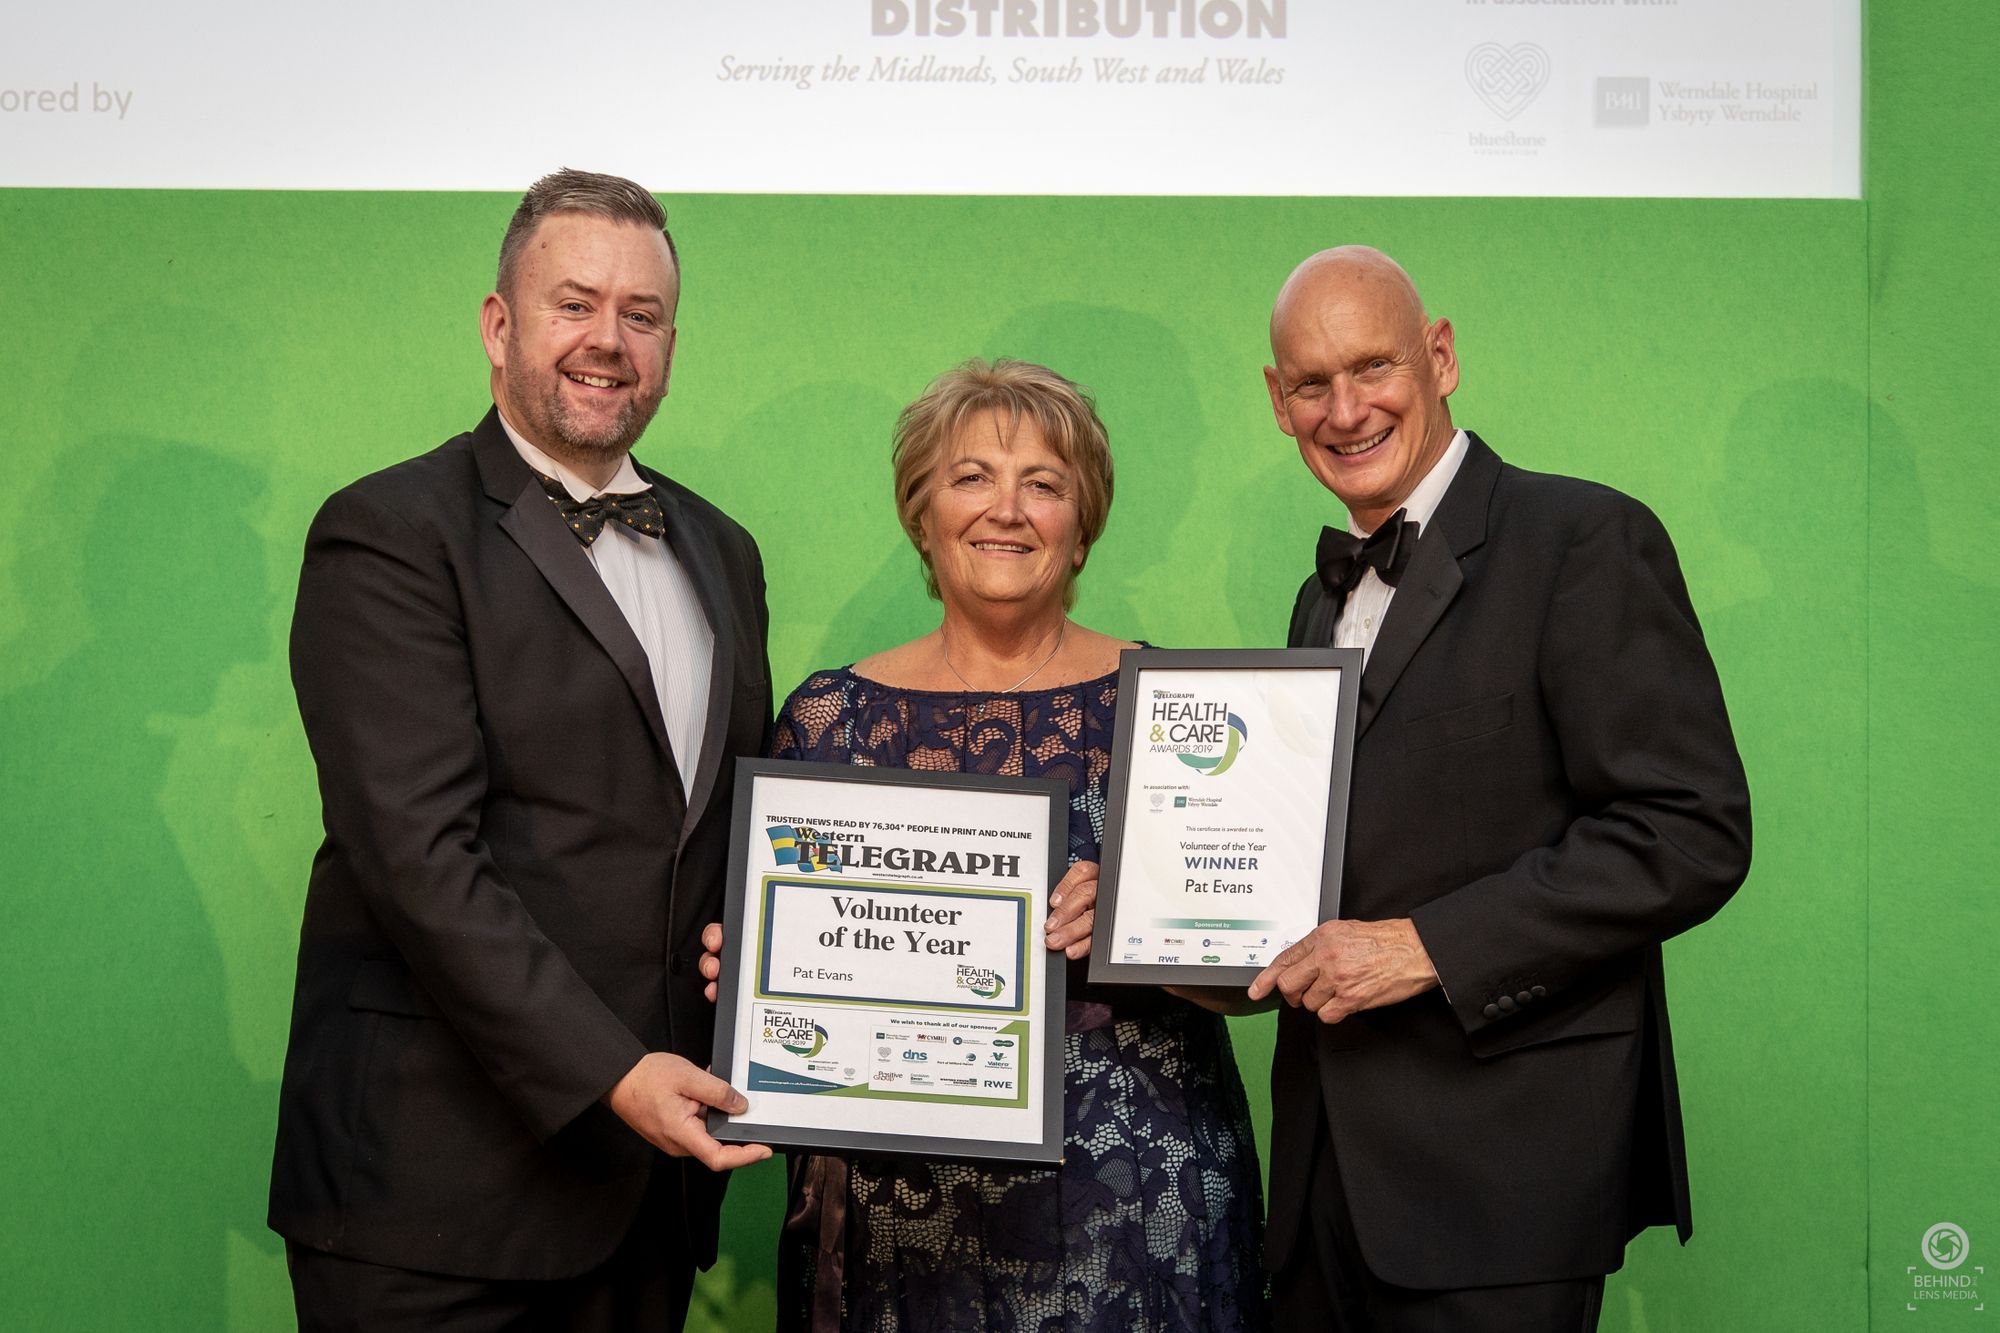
[1250,247,1751,1332]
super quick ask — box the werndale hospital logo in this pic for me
[1908,1222,1982,1311]
[1148,693,1250,778]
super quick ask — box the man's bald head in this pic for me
[1262,246,1460,529]
[1269,246,1430,350]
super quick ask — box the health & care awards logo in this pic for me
[1907,1222,1982,1311]
[1177,711,1247,776]
[954,963,1007,1000]
[763,1012,830,1059]
[1148,691,1248,777]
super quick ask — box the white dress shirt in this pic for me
[1336,429,1470,665]
[500,413,714,795]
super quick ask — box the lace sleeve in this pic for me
[770,670,857,762]
[771,694,808,761]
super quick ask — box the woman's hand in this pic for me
[698,920,726,1003]
[1044,860,1099,960]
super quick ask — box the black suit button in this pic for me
[667,953,687,975]
[1496,995,1517,1014]
[1530,985,1547,998]
[1483,1003,1500,1020]
[1516,990,1534,1005]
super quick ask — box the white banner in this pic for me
[4,0,1858,196]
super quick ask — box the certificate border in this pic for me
[1088,647,1363,988]
[754,875,1030,1014]
[709,758,1069,1164]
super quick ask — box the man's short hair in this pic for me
[890,358,1115,608]
[496,168,679,301]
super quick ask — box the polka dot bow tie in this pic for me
[1316,508,1416,600]
[535,473,666,546]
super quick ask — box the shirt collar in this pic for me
[496,407,649,501]
[1351,428,1469,538]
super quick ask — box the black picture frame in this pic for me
[709,758,1069,1164]
[1088,647,1362,988]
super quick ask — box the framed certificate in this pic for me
[709,759,1068,1163]
[1088,648,1362,987]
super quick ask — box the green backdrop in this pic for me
[2,4,1992,1328]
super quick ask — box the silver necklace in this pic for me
[940,620,1068,694]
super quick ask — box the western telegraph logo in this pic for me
[767,824,845,874]
[1148,691,1249,777]
[1465,42,1549,121]
[1908,1222,1981,1310]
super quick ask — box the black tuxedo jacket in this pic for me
[268,408,771,1281]
[1269,432,1751,1290]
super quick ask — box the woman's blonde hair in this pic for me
[890,358,1114,606]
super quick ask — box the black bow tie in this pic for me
[536,473,665,547]
[1316,509,1417,601]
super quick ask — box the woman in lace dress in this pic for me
[709,359,1266,1332]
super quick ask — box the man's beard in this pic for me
[505,349,666,467]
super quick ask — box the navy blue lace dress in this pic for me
[772,666,1268,1333]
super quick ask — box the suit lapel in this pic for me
[1355,433,1502,738]
[473,412,679,767]
[651,480,734,836]
[1356,533,1461,738]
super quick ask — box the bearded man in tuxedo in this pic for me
[1250,247,1751,1332]
[269,169,773,1330]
